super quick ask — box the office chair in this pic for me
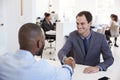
[43,34,56,61]
[45,34,56,54]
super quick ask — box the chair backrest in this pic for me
[110,22,119,37]
[97,28,103,34]
[101,25,107,34]
[96,24,107,34]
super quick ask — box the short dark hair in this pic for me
[76,11,92,23]
[19,23,43,50]
[44,12,50,17]
[110,14,118,22]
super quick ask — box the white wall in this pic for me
[58,0,97,22]
[0,0,3,19]
[36,0,49,19]
[114,0,120,18]
[21,0,36,23]
[50,0,59,14]
[4,0,21,53]
[35,0,120,24]
[35,0,59,19]
[3,0,36,53]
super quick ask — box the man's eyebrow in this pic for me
[76,22,85,25]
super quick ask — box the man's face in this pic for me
[76,15,91,36]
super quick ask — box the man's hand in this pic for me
[64,57,75,72]
[83,66,99,73]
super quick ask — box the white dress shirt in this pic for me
[0,50,72,80]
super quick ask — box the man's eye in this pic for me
[76,23,79,25]
[81,23,85,25]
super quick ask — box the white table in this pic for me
[46,30,56,35]
[72,64,119,80]
[46,60,120,80]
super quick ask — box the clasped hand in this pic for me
[64,57,76,72]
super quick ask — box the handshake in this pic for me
[64,57,76,72]
[64,57,100,73]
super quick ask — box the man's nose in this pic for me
[77,24,82,28]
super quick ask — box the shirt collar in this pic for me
[16,49,34,60]
[80,31,91,40]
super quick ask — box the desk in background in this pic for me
[46,30,56,35]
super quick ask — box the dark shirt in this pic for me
[41,19,54,32]
[41,19,56,40]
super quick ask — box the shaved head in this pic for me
[19,23,45,55]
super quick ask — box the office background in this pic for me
[0,0,120,54]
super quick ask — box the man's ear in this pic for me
[37,40,42,49]
[89,22,92,25]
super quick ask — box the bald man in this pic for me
[0,23,75,80]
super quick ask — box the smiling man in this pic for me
[58,11,114,73]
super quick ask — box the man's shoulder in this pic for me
[69,30,78,36]
[91,31,105,42]
[0,52,14,64]
[92,30,104,37]
[0,52,12,58]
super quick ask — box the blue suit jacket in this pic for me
[58,30,114,71]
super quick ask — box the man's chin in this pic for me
[78,30,84,34]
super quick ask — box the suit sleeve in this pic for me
[58,33,73,62]
[97,35,114,71]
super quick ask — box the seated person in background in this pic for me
[41,12,56,40]
[41,12,55,32]
[58,11,114,73]
[0,23,75,80]
[105,14,119,47]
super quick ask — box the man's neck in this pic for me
[82,30,91,38]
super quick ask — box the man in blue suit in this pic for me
[58,11,114,73]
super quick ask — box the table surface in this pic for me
[46,30,56,35]
[46,59,120,80]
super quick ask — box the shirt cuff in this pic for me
[97,66,103,71]
[62,56,67,64]
[62,65,73,76]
